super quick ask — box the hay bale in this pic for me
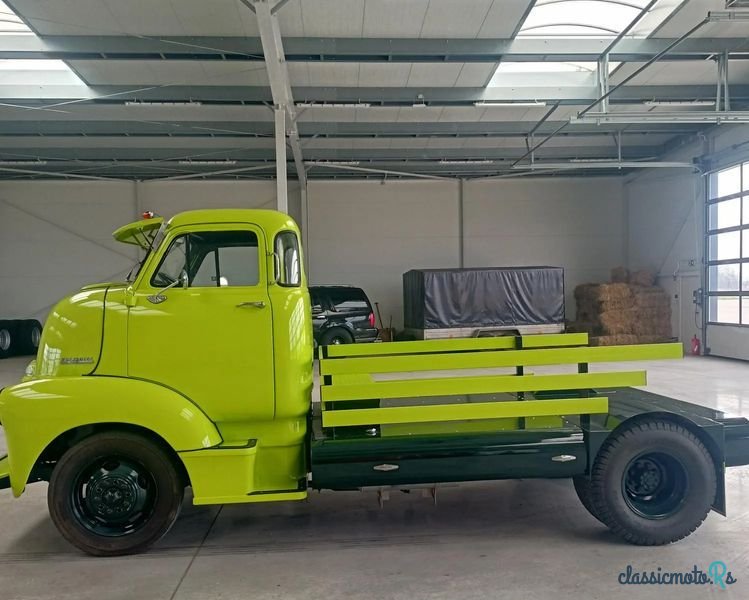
[630,269,656,287]
[611,266,630,283]
[590,334,639,346]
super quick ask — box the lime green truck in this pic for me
[1,208,749,556]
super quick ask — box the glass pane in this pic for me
[745,230,749,259]
[518,1,652,38]
[151,236,188,287]
[743,297,749,325]
[188,230,259,287]
[709,263,740,292]
[709,231,741,260]
[743,163,749,192]
[743,265,749,292]
[711,165,741,199]
[275,231,301,287]
[744,197,749,225]
[709,296,740,324]
[329,289,369,312]
[708,197,741,230]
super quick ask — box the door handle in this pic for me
[237,301,266,309]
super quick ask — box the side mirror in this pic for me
[148,269,189,304]
[180,269,189,289]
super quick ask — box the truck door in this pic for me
[127,224,274,422]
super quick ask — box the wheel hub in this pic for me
[88,474,140,520]
[73,458,154,536]
[622,451,688,519]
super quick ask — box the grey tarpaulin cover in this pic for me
[403,267,565,329]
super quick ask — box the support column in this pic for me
[458,178,465,268]
[275,106,288,213]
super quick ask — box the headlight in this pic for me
[22,360,36,381]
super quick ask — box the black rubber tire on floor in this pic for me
[572,475,604,524]
[14,319,42,356]
[48,431,184,556]
[589,419,716,546]
[0,320,17,359]
[319,327,354,346]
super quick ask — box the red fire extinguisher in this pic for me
[691,335,701,356]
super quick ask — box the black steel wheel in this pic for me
[589,419,716,545]
[15,319,42,356]
[48,431,184,556]
[320,328,354,346]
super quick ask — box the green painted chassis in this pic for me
[310,387,749,515]
[309,334,749,516]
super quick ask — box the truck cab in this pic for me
[0,209,313,553]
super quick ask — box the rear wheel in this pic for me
[48,431,184,556]
[320,328,354,346]
[589,419,716,545]
[572,475,603,523]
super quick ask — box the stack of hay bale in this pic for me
[570,268,672,346]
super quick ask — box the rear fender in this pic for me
[0,376,222,496]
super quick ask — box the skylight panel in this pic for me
[0,1,85,89]
[518,0,655,38]
[0,0,28,34]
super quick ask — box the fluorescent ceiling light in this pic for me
[512,161,695,170]
[0,160,47,165]
[439,160,494,165]
[474,101,547,107]
[643,100,716,107]
[126,101,202,107]
[178,160,237,165]
[570,111,749,124]
[295,102,371,108]
[315,161,361,166]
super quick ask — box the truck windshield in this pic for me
[126,224,166,282]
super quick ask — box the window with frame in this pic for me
[274,231,301,287]
[706,162,749,325]
[151,230,260,288]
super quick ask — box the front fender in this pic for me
[0,376,222,496]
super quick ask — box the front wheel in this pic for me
[589,419,716,546]
[48,431,184,556]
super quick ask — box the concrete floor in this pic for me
[2,354,749,600]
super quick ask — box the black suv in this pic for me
[310,285,379,346]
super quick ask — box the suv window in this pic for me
[328,289,369,312]
[151,230,260,288]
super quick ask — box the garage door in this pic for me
[705,161,749,360]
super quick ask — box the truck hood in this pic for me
[33,284,114,378]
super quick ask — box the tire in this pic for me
[320,328,354,346]
[0,320,16,359]
[48,431,184,556]
[589,419,716,546]
[572,475,604,524]
[14,319,42,356]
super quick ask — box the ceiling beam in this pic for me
[247,0,306,188]
[3,85,747,105]
[0,120,701,136]
[1,36,747,62]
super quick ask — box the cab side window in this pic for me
[151,230,260,288]
[274,231,301,287]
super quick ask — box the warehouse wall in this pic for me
[309,177,625,329]
[0,180,300,319]
[625,124,749,354]
[1,176,624,328]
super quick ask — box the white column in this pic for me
[275,106,288,213]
